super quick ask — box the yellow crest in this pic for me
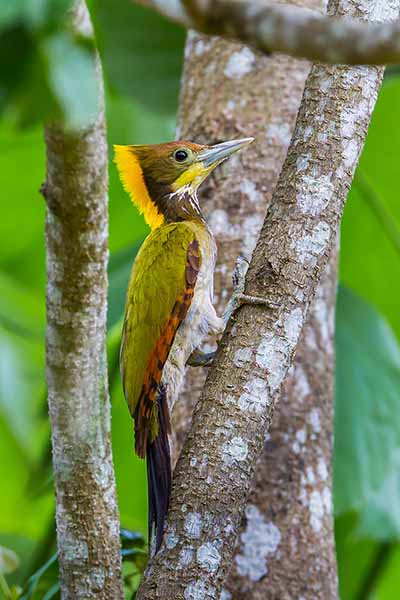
[113,145,164,230]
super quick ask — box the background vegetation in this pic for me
[1,0,400,597]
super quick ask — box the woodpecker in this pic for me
[114,138,254,552]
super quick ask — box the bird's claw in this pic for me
[186,348,217,367]
[223,255,279,325]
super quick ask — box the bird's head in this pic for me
[114,138,253,229]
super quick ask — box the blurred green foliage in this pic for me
[335,287,400,540]
[7,529,147,599]
[91,0,185,114]
[1,0,400,598]
[0,0,98,130]
[334,77,400,599]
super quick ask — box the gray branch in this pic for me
[41,2,123,598]
[136,0,398,594]
[135,0,400,65]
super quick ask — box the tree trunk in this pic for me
[171,25,320,464]
[173,1,338,597]
[225,248,338,599]
[136,0,397,592]
[41,2,123,598]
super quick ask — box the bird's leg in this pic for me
[186,347,217,367]
[188,257,278,369]
[223,255,279,326]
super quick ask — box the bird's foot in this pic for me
[223,256,279,325]
[186,348,217,368]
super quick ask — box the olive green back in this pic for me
[120,222,197,420]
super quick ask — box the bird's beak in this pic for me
[197,137,254,168]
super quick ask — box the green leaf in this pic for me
[335,286,400,539]
[0,0,72,32]
[335,513,379,600]
[0,546,20,575]
[21,0,72,31]
[43,31,98,130]
[11,45,61,129]
[0,4,23,32]
[20,553,59,600]
[374,544,400,599]
[19,529,145,599]
[0,25,34,114]
[120,529,147,598]
[0,535,37,588]
[42,582,60,600]
[340,78,400,341]
[0,2,78,126]
[91,0,184,115]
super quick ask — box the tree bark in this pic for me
[225,248,338,599]
[136,0,398,594]
[134,0,400,65]
[171,29,320,464]
[171,0,322,459]
[173,3,338,599]
[41,2,123,598]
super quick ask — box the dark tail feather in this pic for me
[146,385,171,553]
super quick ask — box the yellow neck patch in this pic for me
[114,145,164,230]
[171,162,209,192]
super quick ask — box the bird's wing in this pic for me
[120,222,201,457]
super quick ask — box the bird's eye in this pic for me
[174,149,189,162]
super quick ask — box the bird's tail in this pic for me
[146,385,171,553]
